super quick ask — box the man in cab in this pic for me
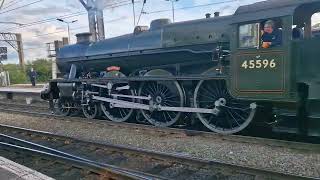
[261,20,282,48]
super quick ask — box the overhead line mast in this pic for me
[79,0,105,42]
[0,0,5,9]
[132,0,136,27]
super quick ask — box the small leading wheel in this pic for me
[139,81,184,127]
[82,102,99,119]
[100,85,134,122]
[53,99,71,116]
[194,80,256,134]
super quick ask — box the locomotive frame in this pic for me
[42,0,320,136]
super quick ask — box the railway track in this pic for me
[0,101,49,113]
[0,132,160,180]
[0,123,314,180]
[0,102,319,153]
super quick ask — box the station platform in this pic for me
[0,86,43,104]
[0,156,53,180]
[7,84,45,89]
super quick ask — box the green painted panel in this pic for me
[235,51,285,92]
[294,38,320,100]
[228,16,296,101]
[230,49,293,100]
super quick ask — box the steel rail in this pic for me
[0,105,54,115]
[0,123,317,180]
[0,143,155,180]
[0,101,48,109]
[0,133,164,180]
[0,143,126,179]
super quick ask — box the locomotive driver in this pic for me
[261,20,282,48]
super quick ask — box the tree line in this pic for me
[3,59,52,84]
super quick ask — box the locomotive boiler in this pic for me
[42,0,320,136]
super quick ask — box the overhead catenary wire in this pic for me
[2,0,17,8]
[6,0,249,63]
[32,26,88,38]
[2,0,243,33]
[1,0,26,11]
[32,16,127,38]
[4,0,237,32]
[2,11,87,32]
[136,0,237,25]
[1,0,237,33]
[102,0,133,9]
[0,0,44,15]
[24,0,239,49]
[5,0,241,51]
[137,0,146,25]
[1,0,134,32]
[144,0,236,14]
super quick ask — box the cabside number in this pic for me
[241,59,276,69]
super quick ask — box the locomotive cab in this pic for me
[229,0,320,136]
[230,16,291,100]
[230,0,320,101]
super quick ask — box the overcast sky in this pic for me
[0,0,278,64]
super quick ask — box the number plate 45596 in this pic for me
[241,59,276,69]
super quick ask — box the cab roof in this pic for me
[233,0,320,23]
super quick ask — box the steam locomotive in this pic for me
[41,0,320,136]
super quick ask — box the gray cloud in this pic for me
[18,6,71,16]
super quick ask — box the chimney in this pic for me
[205,13,211,19]
[214,12,220,17]
[76,33,92,44]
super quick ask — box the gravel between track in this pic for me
[0,112,319,178]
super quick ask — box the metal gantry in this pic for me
[0,33,25,68]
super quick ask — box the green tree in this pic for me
[2,58,52,85]
[3,64,28,84]
[26,59,52,83]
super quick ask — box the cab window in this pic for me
[312,12,320,37]
[294,4,320,39]
[239,23,260,48]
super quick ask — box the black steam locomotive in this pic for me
[42,0,320,136]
